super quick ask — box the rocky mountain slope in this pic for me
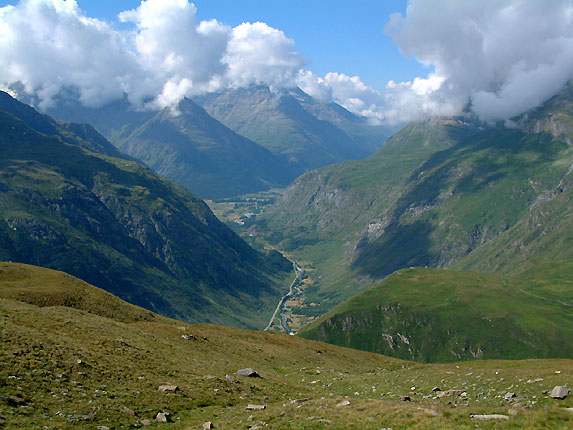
[0,91,291,328]
[47,96,297,198]
[2,262,571,429]
[254,82,572,316]
[196,85,393,171]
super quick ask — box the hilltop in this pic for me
[299,268,573,362]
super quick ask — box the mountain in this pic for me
[253,82,572,317]
[2,262,571,429]
[0,91,291,328]
[195,85,394,171]
[298,267,573,362]
[47,96,297,199]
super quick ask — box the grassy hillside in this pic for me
[253,82,572,318]
[0,92,292,328]
[299,268,573,363]
[48,96,297,198]
[1,263,572,429]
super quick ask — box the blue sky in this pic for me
[46,0,427,91]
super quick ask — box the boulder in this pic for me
[504,392,516,401]
[158,385,179,392]
[155,412,171,422]
[203,422,215,429]
[336,400,350,407]
[550,386,570,399]
[400,395,411,401]
[141,419,152,426]
[121,407,135,416]
[431,387,441,392]
[437,390,464,398]
[236,368,260,378]
[471,414,509,420]
[246,404,266,410]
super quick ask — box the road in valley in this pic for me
[264,259,304,334]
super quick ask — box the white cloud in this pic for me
[0,0,304,109]
[0,0,571,124]
[224,22,304,90]
[383,0,573,122]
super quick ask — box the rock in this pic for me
[526,378,543,384]
[508,409,518,416]
[246,404,266,410]
[564,408,573,413]
[155,412,171,422]
[203,421,215,429]
[437,390,464,398]
[431,387,441,392]
[236,368,260,378]
[141,419,152,426]
[550,386,570,399]
[471,414,509,420]
[121,407,135,416]
[400,395,411,401]
[97,426,110,430]
[504,392,516,401]
[336,400,350,407]
[158,385,178,392]
[225,375,235,382]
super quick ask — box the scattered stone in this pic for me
[158,385,179,392]
[431,387,441,392]
[336,400,350,407]
[155,412,171,422]
[236,368,261,378]
[203,422,215,429]
[410,386,416,391]
[400,396,411,402]
[141,419,152,426]
[504,392,516,401]
[460,392,468,398]
[437,390,464,398]
[526,378,543,384]
[471,414,509,421]
[121,407,135,416]
[550,386,570,399]
[246,404,266,410]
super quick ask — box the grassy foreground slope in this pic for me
[0,92,291,328]
[1,263,572,430]
[299,268,573,363]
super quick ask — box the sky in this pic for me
[0,0,572,125]
[74,0,426,90]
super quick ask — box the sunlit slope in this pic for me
[2,263,571,429]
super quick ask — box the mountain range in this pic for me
[46,86,391,199]
[254,81,572,345]
[0,91,291,328]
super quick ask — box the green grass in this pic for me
[299,268,573,363]
[1,263,572,429]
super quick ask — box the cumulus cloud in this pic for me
[0,0,571,123]
[0,0,304,109]
[383,0,573,122]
